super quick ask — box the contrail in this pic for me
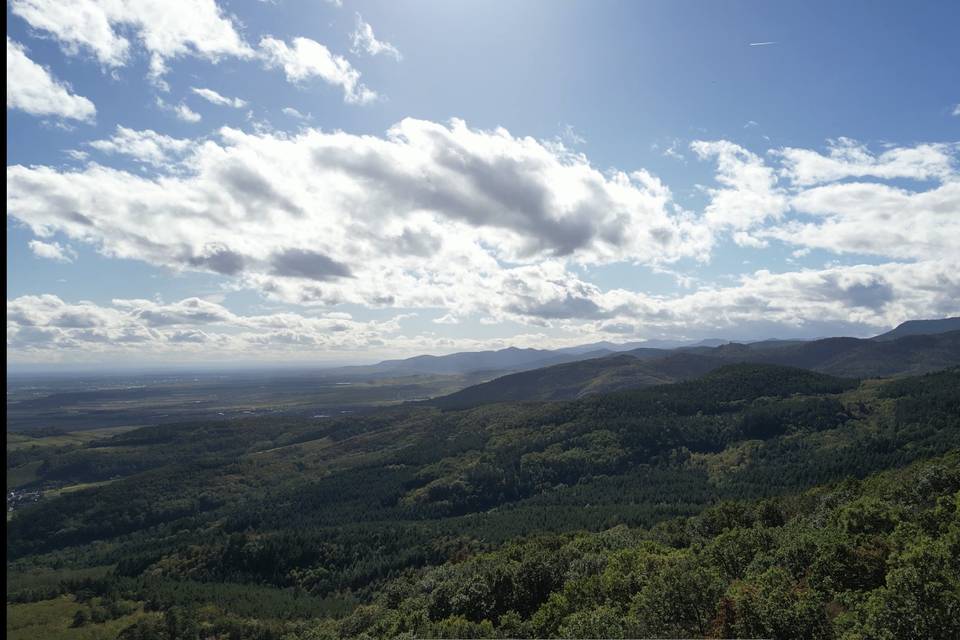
[749,41,777,46]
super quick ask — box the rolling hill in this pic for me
[433,330,960,409]
[432,352,719,410]
[326,346,617,377]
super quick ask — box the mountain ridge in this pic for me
[326,317,959,380]
[432,329,960,410]
[870,316,960,341]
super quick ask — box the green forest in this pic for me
[7,364,960,639]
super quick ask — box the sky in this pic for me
[6,0,960,367]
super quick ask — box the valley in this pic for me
[6,350,960,637]
[6,320,960,638]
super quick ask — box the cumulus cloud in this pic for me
[259,36,376,104]
[561,259,960,343]
[10,0,252,85]
[9,0,379,100]
[690,138,960,262]
[174,103,202,122]
[89,125,193,167]
[188,244,246,275]
[7,118,711,321]
[270,249,353,281]
[6,38,96,122]
[29,240,77,262]
[191,87,247,108]
[8,258,959,361]
[731,231,768,248]
[6,123,959,343]
[770,180,960,260]
[350,13,402,61]
[656,260,960,330]
[112,297,237,326]
[691,139,788,230]
[776,137,957,186]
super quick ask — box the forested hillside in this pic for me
[307,451,960,639]
[870,316,960,341]
[7,365,960,639]
[434,330,960,409]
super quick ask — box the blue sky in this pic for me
[6,0,960,366]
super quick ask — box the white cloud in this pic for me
[191,87,247,108]
[731,231,768,248]
[156,98,202,123]
[259,36,376,104]
[10,0,253,84]
[8,258,959,361]
[350,13,402,61]
[691,139,788,230]
[6,119,709,322]
[10,0,129,67]
[28,240,77,262]
[89,126,193,167]
[282,107,312,120]
[6,38,96,122]
[688,137,954,263]
[5,294,427,361]
[6,124,958,341]
[953,104,960,117]
[10,0,379,101]
[565,259,960,343]
[770,180,960,260]
[175,103,202,122]
[776,137,957,186]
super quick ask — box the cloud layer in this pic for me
[7,117,960,360]
[8,256,959,361]
[8,118,714,322]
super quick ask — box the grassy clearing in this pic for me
[687,439,764,485]
[6,427,139,452]
[44,480,119,499]
[6,596,156,640]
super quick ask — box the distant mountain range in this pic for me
[553,337,730,354]
[328,317,960,382]
[432,326,960,410]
